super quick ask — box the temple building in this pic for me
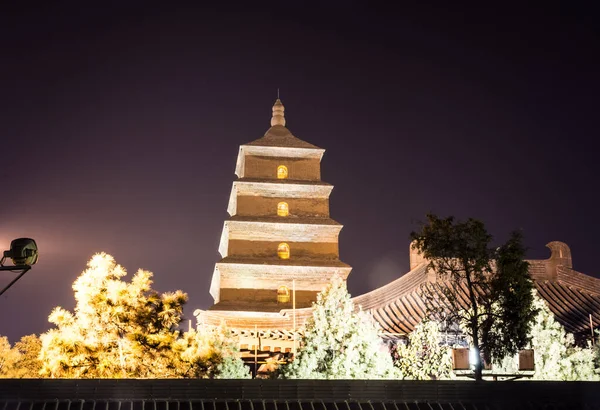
[194,99,600,355]
[195,99,351,342]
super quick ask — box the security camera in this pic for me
[3,238,39,266]
[1,237,39,297]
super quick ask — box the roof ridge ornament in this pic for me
[271,98,286,127]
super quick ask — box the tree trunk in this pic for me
[472,343,483,381]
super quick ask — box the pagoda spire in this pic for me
[271,99,286,127]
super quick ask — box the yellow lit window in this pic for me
[277,286,290,303]
[277,202,289,217]
[277,243,290,259]
[277,165,288,179]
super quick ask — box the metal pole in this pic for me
[254,324,258,378]
[591,314,595,346]
[0,266,30,297]
[293,279,296,355]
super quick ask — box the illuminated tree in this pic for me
[11,334,42,378]
[506,293,597,380]
[411,215,537,381]
[178,323,250,379]
[395,319,453,380]
[281,275,399,379]
[39,253,246,378]
[0,336,19,378]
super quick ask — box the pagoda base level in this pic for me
[211,288,316,311]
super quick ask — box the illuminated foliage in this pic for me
[281,275,399,379]
[497,292,598,380]
[394,319,453,380]
[0,337,19,378]
[411,215,537,381]
[38,253,247,378]
[0,334,41,378]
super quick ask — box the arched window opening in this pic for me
[277,286,290,303]
[277,243,290,259]
[277,202,289,217]
[277,165,288,179]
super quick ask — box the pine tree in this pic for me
[177,324,250,379]
[0,336,19,378]
[39,253,246,378]
[497,292,597,380]
[395,319,453,380]
[11,334,42,378]
[281,276,399,379]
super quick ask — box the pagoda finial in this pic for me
[271,98,286,127]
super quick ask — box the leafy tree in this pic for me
[12,334,42,378]
[281,275,399,379]
[39,253,246,378]
[179,324,250,379]
[496,293,597,380]
[411,214,537,381]
[394,318,453,380]
[0,336,19,378]
[528,293,596,380]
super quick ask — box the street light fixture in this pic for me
[0,238,39,296]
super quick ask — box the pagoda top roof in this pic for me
[243,99,323,150]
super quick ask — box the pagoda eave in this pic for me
[218,220,343,257]
[227,181,334,216]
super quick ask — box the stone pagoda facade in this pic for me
[207,99,351,316]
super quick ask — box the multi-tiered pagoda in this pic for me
[196,99,351,331]
[195,99,600,357]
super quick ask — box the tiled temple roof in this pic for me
[197,241,599,340]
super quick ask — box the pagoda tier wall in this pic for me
[227,240,339,259]
[218,270,348,293]
[243,155,321,181]
[218,288,317,309]
[235,196,330,218]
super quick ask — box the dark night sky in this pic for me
[1,3,598,342]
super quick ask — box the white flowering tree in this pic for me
[281,276,399,379]
[395,319,453,380]
[497,292,597,380]
[39,253,247,378]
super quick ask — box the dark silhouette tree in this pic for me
[411,214,537,381]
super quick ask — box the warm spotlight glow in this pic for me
[277,165,288,179]
[277,202,289,217]
[277,243,290,259]
[277,286,290,303]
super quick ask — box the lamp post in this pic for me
[0,238,39,296]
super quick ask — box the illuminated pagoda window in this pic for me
[277,286,290,303]
[277,165,288,179]
[277,242,290,259]
[277,201,289,217]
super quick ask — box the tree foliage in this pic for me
[38,253,247,378]
[394,318,453,380]
[411,214,537,380]
[526,293,596,380]
[281,276,399,379]
[180,324,250,379]
[0,336,19,377]
[0,334,42,378]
